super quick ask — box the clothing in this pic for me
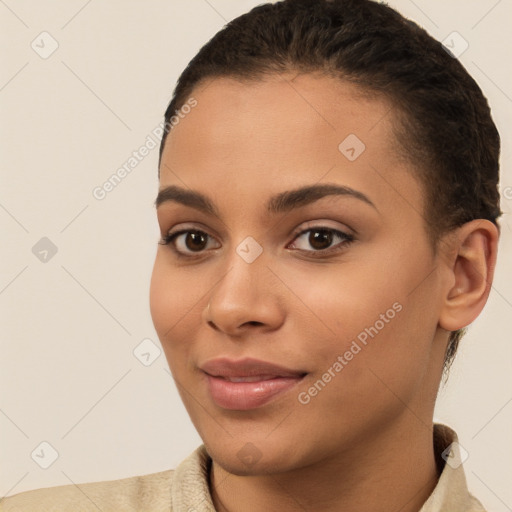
[0,424,486,511]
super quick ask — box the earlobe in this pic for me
[438,219,499,332]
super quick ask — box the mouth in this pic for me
[216,375,283,383]
[200,357,307,410]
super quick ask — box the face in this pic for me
[150,73,448,476]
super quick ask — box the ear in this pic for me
[438,219,499,332]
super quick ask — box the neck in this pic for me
[210,416,439,512]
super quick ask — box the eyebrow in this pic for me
[154,183,378,216]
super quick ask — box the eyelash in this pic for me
[159,225,355,259]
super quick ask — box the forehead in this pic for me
[165,73,397,160]
[159,73,424,226]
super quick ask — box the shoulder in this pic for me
[0,468,175,512]
[1,446,212,512]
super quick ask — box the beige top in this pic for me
[0,424,486,511]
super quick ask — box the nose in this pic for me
[204,252,286,337]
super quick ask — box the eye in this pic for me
[159,229,220,257]
[159,225,355,259]
[287,226,354,256]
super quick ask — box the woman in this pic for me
[1,0,501,510]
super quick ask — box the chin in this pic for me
[209,450,289,477]
[204,436,308,477]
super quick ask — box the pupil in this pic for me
[310,230,332,250]
[187,232,207,251]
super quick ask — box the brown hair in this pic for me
[158,0,501,370]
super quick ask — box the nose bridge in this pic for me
[206,235,284,332]
[213,236,267,306]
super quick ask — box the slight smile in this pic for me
[201,358,308,410]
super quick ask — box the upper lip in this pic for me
[201,357,307,379]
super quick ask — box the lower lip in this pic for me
[205,374,305,410]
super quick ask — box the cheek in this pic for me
[149,257,200,356]
[274,257,406,356]
[149,258,174,336]
[282,247,436,383]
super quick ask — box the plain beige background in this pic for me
[1,0,511,509]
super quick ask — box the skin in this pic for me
[150,73,498,512]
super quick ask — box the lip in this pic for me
[201,357,307,410]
